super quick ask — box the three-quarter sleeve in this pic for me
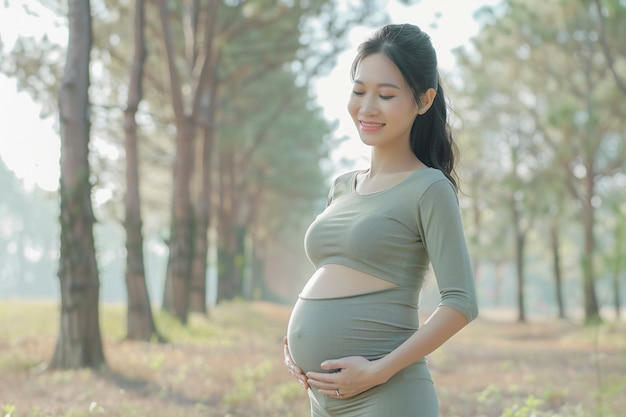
[416,179,479,322]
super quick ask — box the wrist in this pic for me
[371,356,396,384]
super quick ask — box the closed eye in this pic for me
[352,91,394,100]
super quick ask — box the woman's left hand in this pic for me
[305,356,388,399]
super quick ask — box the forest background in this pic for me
[0,0,625,415]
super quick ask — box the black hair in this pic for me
[350,23,458,190]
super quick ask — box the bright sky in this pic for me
[0,2,65,192]
[0,0,498,192]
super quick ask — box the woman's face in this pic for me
[347,53,420,149]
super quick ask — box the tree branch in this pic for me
[592,0,626,94]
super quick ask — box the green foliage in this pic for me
[265,381,305,409]
[474,380,625,417]
[501,396,544,417]
[154,310,222,344]
[477,385,503,410]
[0,348,41,373]
[501,396,590,417]
[222,359,275,405]
[1,403,16,416]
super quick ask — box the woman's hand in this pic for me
[283,336,309,390]
[305,356,389,399]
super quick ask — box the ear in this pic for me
[418,88,437,115]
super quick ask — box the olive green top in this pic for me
[304,168,478,322]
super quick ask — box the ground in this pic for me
[0,301,624,417]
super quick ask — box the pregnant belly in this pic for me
[286,288,418,373]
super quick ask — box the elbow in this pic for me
[467,302,479,323]
[439,290,479,323]
[461,297,479,323]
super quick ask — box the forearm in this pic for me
[373,305,469,382]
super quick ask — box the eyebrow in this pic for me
[353,80,401,89]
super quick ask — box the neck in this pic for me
[368,144,423,176]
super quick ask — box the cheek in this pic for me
[397,102,419,124]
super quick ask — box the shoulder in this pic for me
[415,167,449,186]
[328,170,359,199]
[402,168,457,202]
[333,170,359,186]
[413,170,461,225]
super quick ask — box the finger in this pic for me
[282,343,310,389]
[320,359,342,370]
[291,367,310,389]
[317,388,336,397]
[307,375,340,391]
[317,387,350,399]
[306,370,339,383]
[283,344,298,369]
[285,365,310,390]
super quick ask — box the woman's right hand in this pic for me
[283,336,309,389]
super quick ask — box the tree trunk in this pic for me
[123,0,158,341]
[190,0,220,313]
[612,271,622,321]
[515,233,526,323]
[217,150,242,301]
[611,206,624,320]
[159,0,195,323]
[189,111,215,313]
[494,260,505,307]
[550,219,566,319]
[50,0,105,369]
[217,227,245,301]
[512,200,526,323]
[251,243,266,300]
[161,123,195,323]
[190,120,210,313]
[581,171,600,323]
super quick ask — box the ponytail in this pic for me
[410,81,458,190]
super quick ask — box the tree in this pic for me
[529,1,625,323]
[454,0,626,323]
[214,66,333,300]
[1,0,421,326]
[157,0,220,323]
[50,0,105,369]
[452,47,541,322]
[124,0,159,341]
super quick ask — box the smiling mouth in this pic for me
[360,121,385,129]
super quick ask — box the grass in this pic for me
[0,300,625,417]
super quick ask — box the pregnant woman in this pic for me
[283,24,479,417]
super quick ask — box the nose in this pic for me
[359,94,378,116]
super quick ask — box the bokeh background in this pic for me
[0,0,625,416]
